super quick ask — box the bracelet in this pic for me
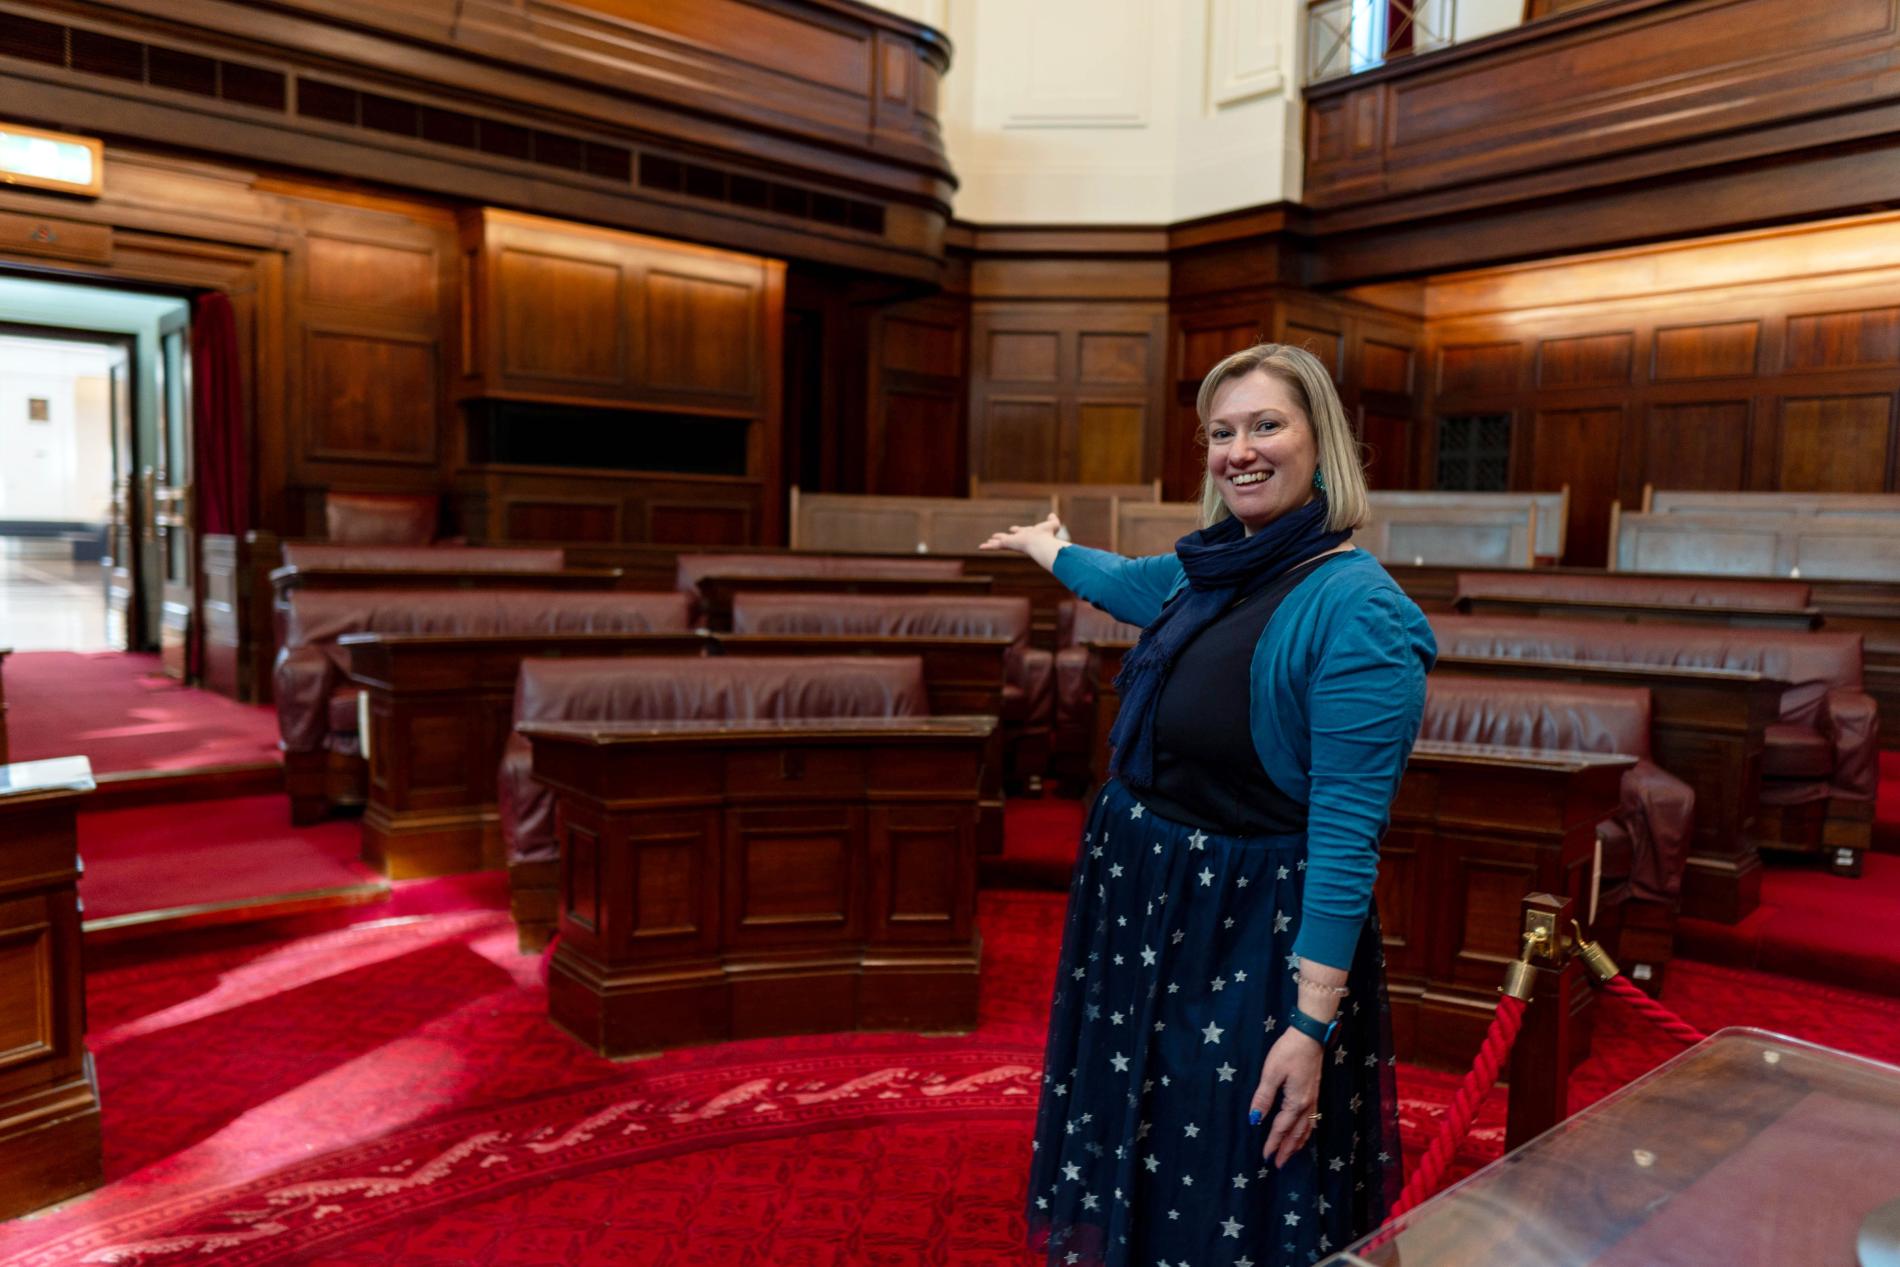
[1291,970,1349,998]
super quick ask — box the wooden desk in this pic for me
[713,633,1011,854]
[522,716,996,1056]
[692,574,992,631]
[0,756,100,1219]
[1433,654,1784,924]
[343,632,713,878]
[1328,1030,1900,1266]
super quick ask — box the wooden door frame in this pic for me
[0,232,285,679]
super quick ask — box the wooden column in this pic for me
[0,756,101,1218]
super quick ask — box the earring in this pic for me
[1312,468,1327,493]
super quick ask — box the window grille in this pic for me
[1307,0,1455,83]
[1434,415,1512,491]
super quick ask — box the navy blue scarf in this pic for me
[1109,497,1349,787]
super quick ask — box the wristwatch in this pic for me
[1286,1005,1340,1047]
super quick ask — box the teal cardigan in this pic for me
[1052,545,1436,970]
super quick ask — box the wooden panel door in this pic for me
[1530,407,1624,567]
[154,313,193,679]
[102,343,139,652]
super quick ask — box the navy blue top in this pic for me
[1051,544,1436,969]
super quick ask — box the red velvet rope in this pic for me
[1600,972,1708,1045]
[1387,993,1528,1220]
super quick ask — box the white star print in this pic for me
[1216,1063,1236,1081]
[1073,967,1086,980]
[1181,1174,1194,1187]
[1328,1156,1345,1172]
[1333,1046,1347,1066]
[1062,1163,1081,1181]
[1211,975,1226,991]
[1198,867,1215,886]
[1317,1194,1331,1215]
[1233,1172,1249,1189]
[1238,1258,1254,1267]
[1145,1154,1160,1172]
[1277,864,1289,880]
[1113,954,1124,965]
[1167,983,1180,994]
[1236,875,1249,888]
[1054,1083,1069,1096]
[1153,843,1163,854]
[1082,1193,1100,1211]
[1091,845,1104,859]
[1141,946,1158,966]
[1273,910,1291,932]
[1265,1015,1277,1031]
[1118,915,1127,927]
[1086,1004,1101,1020]
[1130,803,1145,820]
[1168,1209,1180,1221]
[1109,863,1124,878]
[1221,1217,1243,1238]
[1223,916,1235,928]
[1111,1053,1130,1072]
[1349,1093,1363,1112]
[1285,1211,1301,1226]
[1202,1020,1224,1043]
[1319,1234,1332,1251]
[1285,953,1300,969]
[1183,1122,1200,1138]
[1297,858,1305,870]
[1111,1010,1125,1025]
[1172,930,1186,944]
[1188,829,1207,850]
[1233,969,1248,982]
[1036,1195,1048,1209]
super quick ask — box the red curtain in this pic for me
[189,290,248,679]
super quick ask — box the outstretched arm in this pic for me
[979,511,1069,572]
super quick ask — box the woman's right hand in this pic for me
[979,512,1067,570]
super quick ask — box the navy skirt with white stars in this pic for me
[1025,779,1402,1267]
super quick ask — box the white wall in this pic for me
[0,338,117,522]
[863,0,1532,225]
[926,0,1303,224]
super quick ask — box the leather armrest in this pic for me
[1618,759,1695,904]
[1009,646,1055,727]
[497,733,558,865]
[274,645,338,753]
[1054,645,1092,728]
[1823,688,1881,800]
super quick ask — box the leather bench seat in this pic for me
[729,590,1052,754]
[1422,674,1692,904]
[1454,571,1813,610]
[282,543,565,571]
[323,491,440,544]
[674,552,965,592]
[275,588,693,759]
[1430,613,1878,871]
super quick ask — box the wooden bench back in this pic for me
[1369,489,1568,559]
[1611,508,1900,582]
[1645,488,1900,518]
[1363,504,1537,569]
[973,480,1161,550]
[789,489,1055,555]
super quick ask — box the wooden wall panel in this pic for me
[1779,396,1895,492]
[303,332,438,465]
[867,292,968,498]
[1529,408,1624,567]
[1420,221,1900,562]
[1784,307,1900,372]
[968,295,1167,491]
[495,248,626,386]
[645,271,759,399]
[1653,322,1759,381]
[1641,402,1751,491]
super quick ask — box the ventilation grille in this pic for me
[0,14,287,110]
[296,77,632,183]
[640,155,886,236]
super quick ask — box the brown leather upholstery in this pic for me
[1454,571,1813,610]
[500,655,929,865]
[1429,614,1877,802]
[729,592,1050,724]
[283,543,564,571]
[675,552,964,593]
[274,589,692,754]
[1053,600,1144,768]
[1422,674,1693,904]
[323,492,440,545]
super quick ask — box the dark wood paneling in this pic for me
[1439,342,1522,395]
[1784,307,1900,372]
[1530,408,1624,567]
[1653,321,1759,381]
[867,291,968,498]
[977,398,1060,482]
[1537,333,1633,389]
[304,331,438,464]
[1642,401,1750,491]
[1778,395,1895,492]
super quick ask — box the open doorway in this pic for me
[0,277,192,660]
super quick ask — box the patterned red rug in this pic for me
[4,892,1897,1267]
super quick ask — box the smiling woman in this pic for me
[982,343,1435,1267]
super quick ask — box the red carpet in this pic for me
[1678,850,1900,998]
[978,796,1086,890]
[5,651,280,774]
[3,887,1898,1266]
[78,794,379,922]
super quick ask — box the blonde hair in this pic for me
[1193,343,1368,534]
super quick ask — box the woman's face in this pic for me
[1205,369,1320,534]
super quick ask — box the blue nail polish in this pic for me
[1248,1109,1263,1126]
